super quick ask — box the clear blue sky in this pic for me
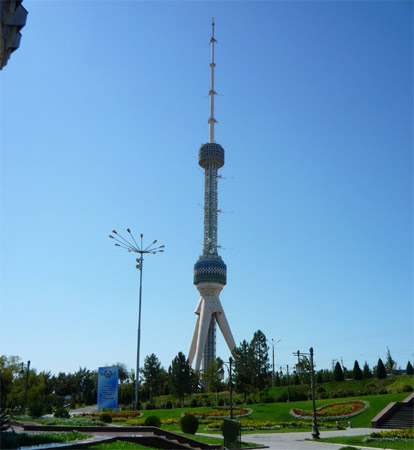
[1,1,412,376]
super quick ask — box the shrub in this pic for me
[29,400,44,418]
[165,401,173,409]
[145,400,156,410]
[100,413,112,424]
[189,398,198,408]
[145,415,161,427]
[54,408,70,418]
[180,414,199,434]
[0,409,11,432]
[218,398,225,406]
[403,385,413,392]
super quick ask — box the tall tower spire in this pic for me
[188,20,236,372]
[208,19,217,144]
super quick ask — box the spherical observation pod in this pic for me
[198,143,225,169]
[194,257,227,286]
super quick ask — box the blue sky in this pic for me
[1,1,412,376]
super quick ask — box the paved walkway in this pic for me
[207,428,384,450]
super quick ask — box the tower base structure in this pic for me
[188,282,236,371]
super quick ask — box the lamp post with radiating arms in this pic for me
[109,229,164,410]
[293,348,319,439]
[267,338,281,388]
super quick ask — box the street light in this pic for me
[219,357,234,419]
[278,364,290,402]
[19,360,30,413]
[109,229,164,410]
[293,348,319,439]
[267,338,281,388]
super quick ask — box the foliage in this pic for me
[144,415,161,427]
[352,361,363,380]
[333,362,344,382]
[250,330,270,390]
[406,361,413,375]
[28,400,44,418]
[0,430,91,448]
[369,428,414,440]
[385,348,397,374]
[180,413,199,434]
[0,408,11,432]
[100,412,112,423]
[363,361,372,379]
[376,359,387,379]
[54,407,70,418]
[184,408,251,419]
[202,358,224,393]
[142,354,166,399]
[168,352,194,404]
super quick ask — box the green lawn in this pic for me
[74,442,158,450]
[319,435,414,450]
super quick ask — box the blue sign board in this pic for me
[97,366,118,410]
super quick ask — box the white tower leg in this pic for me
[190,282,236,371]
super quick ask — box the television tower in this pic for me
[188,20,236,371]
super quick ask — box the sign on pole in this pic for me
[97,366,118,410]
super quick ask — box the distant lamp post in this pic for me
[267,338,281,388]
[293,348,319,439]
[219,357,234,419]
[279,364,290,402]
[19,360,30,413]
[109,229,164,410]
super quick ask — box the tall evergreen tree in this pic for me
[250,330,270,390]
[363,361,372,379]
[385,348,397,374]
[168,352,193,405]
[353,361,363,380]
[233,339,254,402]
[142,354,163,398]
[406,361,414,375]
[333,362,344,382]
[376,358,387,379]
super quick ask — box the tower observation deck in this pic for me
[188,20,236,372]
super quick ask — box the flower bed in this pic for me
[184,408,251,419]
[204,419,340,431]
[80,411,142,420]
[365,428,414,443]
[290,401,369,421]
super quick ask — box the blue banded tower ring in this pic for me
[188,21,236,372]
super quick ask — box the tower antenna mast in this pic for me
[209,18,217,143]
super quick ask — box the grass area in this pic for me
[0,430,92,448]
[319,435,414,450]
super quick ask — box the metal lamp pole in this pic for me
[293,348,320,439]
[19,360,30,413]
[267,338,281,388]
[109,229,164,410]
[220,357,234,419]
[279,365,290,401]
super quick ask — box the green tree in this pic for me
[168,352,193,405]
[406,361,413,375]
[142,354,163,399]
[202,357,224,393]
[333,362,344,382]
[385,348,397,374]
[362,361,372,379]
[250,330,270,390]
[233,340,254,402]
[353,361,363,380]
[376,358,387,379]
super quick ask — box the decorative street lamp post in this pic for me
[293,348,319,439]
[109,229,164,410]
[19,360,30,413]
[219,357,234,419]
[267,338,281,388]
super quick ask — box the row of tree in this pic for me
[1,335,412,412]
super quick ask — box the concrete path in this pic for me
[206,428,383,450]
